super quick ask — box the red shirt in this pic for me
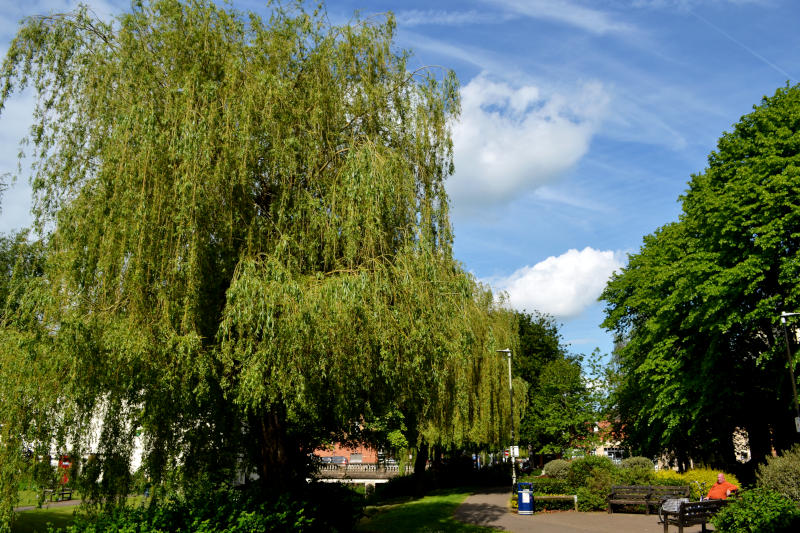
[707,481,738,500]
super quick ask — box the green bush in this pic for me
[62,484,363,533]
[567,456,614,488]
[757,444,800,504]
[576,467,613,511]
[529,478,573,495]
[711,488,800,533]
[621,457,654,470]
[616,466,654,486]
[652,470,686,486]
[653,470,688,486]
[543,459,570,479]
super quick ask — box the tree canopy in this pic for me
[602,84,800,472]
[0,0,520,522]
[514,311,600,455]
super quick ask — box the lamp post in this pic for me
[497,348,516,488]
[780,312,800,433]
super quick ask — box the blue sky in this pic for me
[1,0,798,358]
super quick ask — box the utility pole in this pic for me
[497,348,516,488]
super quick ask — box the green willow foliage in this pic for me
[0,0,521,526]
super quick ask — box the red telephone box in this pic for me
[57,455,71,485]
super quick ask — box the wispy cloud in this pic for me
[396,9,515,27]
[689,9,794,81]
[448,75,609,212]
[632,0,769,9]
[399,31,502,72]
[487,0,634,35]
[533,186,614,213]
[487,247,625,318]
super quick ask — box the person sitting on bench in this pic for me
[706,473,738,500]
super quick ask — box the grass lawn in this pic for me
[12,506,76,533]
[16,490,41,508]
[357,489,498,533]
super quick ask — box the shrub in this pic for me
[757,444,800,504]
[681,468,740,500]
[621,457,654,470]
[567,456,614,488]
[577,467,613,511]
[616,466,654,486]
[63,484,363,533]
[711,488,800,533]
[652,470,687,486]
[529,478,573,495]
[543,459,570,479]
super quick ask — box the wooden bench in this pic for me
[43,486,73,502]
[649,485,690,513]
[533,494,578,512]
[607,485,689,514]
[607,485,652,514]
[662,499,727,533]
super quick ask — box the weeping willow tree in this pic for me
[0,0,519,520]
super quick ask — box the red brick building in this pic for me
[314,443,379,464]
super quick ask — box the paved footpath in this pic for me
[14,499,82,513]
[454,489,716,532]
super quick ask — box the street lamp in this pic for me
[780,312,800,433]
[497,348,516,488]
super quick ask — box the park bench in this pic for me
[661,499,727,533]
[533,494,578,512]
[607,485,689,514]
[43,486,73,502]
[649,485,691,512]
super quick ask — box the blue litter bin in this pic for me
[517,482,533,515]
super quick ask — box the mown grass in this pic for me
[16,490,41,508]
[12,495,148,533]
[15,490,489,533]
[357,489,498,533]
[12,505,76,533]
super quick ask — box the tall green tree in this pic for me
[602,84,800,473]
[0,0,518,522]
[514,312,598,455]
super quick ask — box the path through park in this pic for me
[455,488,716,532]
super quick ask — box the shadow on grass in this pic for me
[358,489,499,533]
[452,501,506,527]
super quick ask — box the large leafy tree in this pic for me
[514,312,598,455]
[0,0,517,520]
[602,84,800,472]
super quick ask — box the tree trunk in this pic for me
[250,410,304,491]
[413,442,428,497]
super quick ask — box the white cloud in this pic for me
[489,247,625,318]
[396,9,514,26]
[448,75,609,211]
[487,0,634,35]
